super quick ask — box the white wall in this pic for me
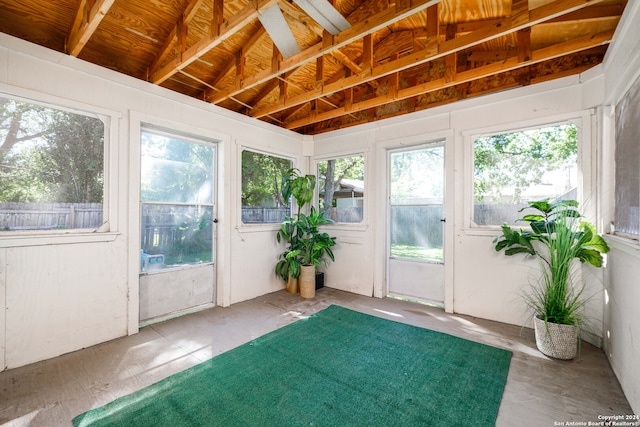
[0,34,304,369]
[315,77,603,328]
[598,1,640,414]
[0,5,638,415]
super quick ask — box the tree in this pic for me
[474,124,578,203]
[241,150,291,207]
[389,147,444,202]
[141,132,213,204]
[42,112,104,203]
[318,155,364,212]
[0,97,104,203]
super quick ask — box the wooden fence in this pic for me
[241,207,290,223]
[0,202,103,230]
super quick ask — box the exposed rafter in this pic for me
[67,0,116,56]
[151,0,280,85]
[1,0,626,135]
[147,0,208,78]
[206,0,443,104]
[285,29,614,129]
[250,0,609,120]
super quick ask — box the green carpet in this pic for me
[73,305,512,427]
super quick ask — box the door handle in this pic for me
[440,218,446,222]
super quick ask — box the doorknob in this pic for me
[440,218,446,222]
[213,218,219,223]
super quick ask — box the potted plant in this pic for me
[276,168,331,294]
[293,207,337,298]
[493,199,609,359]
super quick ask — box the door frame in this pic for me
[376,131,454,313]
[128,112,231,334]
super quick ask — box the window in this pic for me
[473,123,578,226]
[0,96,105,232]
[317,154,364,223]
[614,76,640,239]
[140,127,215,270]
[241,150,291,224]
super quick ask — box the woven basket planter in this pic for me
[533,316,578,360]
[299,265,316,299]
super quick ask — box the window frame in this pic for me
[237,145,295,229]
[312,149,369,230]
[612,76,640,241]
[463,112,592,235]
[0,89,119,244]
[316,152,366,225]
[139,125,218,273]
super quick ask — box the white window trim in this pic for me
[0,88,121,243]
[312,149,368,228]
[138,124,220,273]
[462,111,593,236]
[236,143,299,231]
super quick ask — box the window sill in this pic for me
[0,231,120,248]
[235,222,369,233]
[603,234,640,258]
[235,224,281,233]
[460,226,503,237]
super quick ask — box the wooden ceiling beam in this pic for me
[466,50,515,63]
[210,0,224,38]
[424,3,622,36]
[148,0,209,78]
[278,1,325,37]
[206,0,443,104]
[67,0,116,56]
[546,3,626,23]
[199,27,266,101]
[250,0,607,119]
[518,27,532,63]
[284,29,614,130]
[331,49,363,74]
[151,0,279,85]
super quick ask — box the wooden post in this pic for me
[70,204,76,229]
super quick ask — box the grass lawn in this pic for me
[164,251,212,266]
[391,244,443,262]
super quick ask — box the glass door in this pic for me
[388,143,445,305]
[139,126,217,324]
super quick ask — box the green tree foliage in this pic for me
[474,124,577,203]
[390,147,444,202]
[241,150,291,207]
[318,155,364,211]
[0,97,104,203]
[140,131,213,204]
[41,112,104,203]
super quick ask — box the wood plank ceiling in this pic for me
[0,0,627,134]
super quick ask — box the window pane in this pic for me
[141,130,214,204]
[141,204,213,269]
[389,147,444,262]
[614,76,640,237]
[241,150,291,223]
[0,97,104,231]
[140,127,215,271]
[318,155,364,223]
[473,124,578,226]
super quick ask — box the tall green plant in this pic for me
[295,207,336,267]
[281,168,315,217]
[275,168,337,282]
[493,199,609,326]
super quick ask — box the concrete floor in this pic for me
[0,288,633,426]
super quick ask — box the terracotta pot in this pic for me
[533,316,578,360]
[299,265,316,299]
